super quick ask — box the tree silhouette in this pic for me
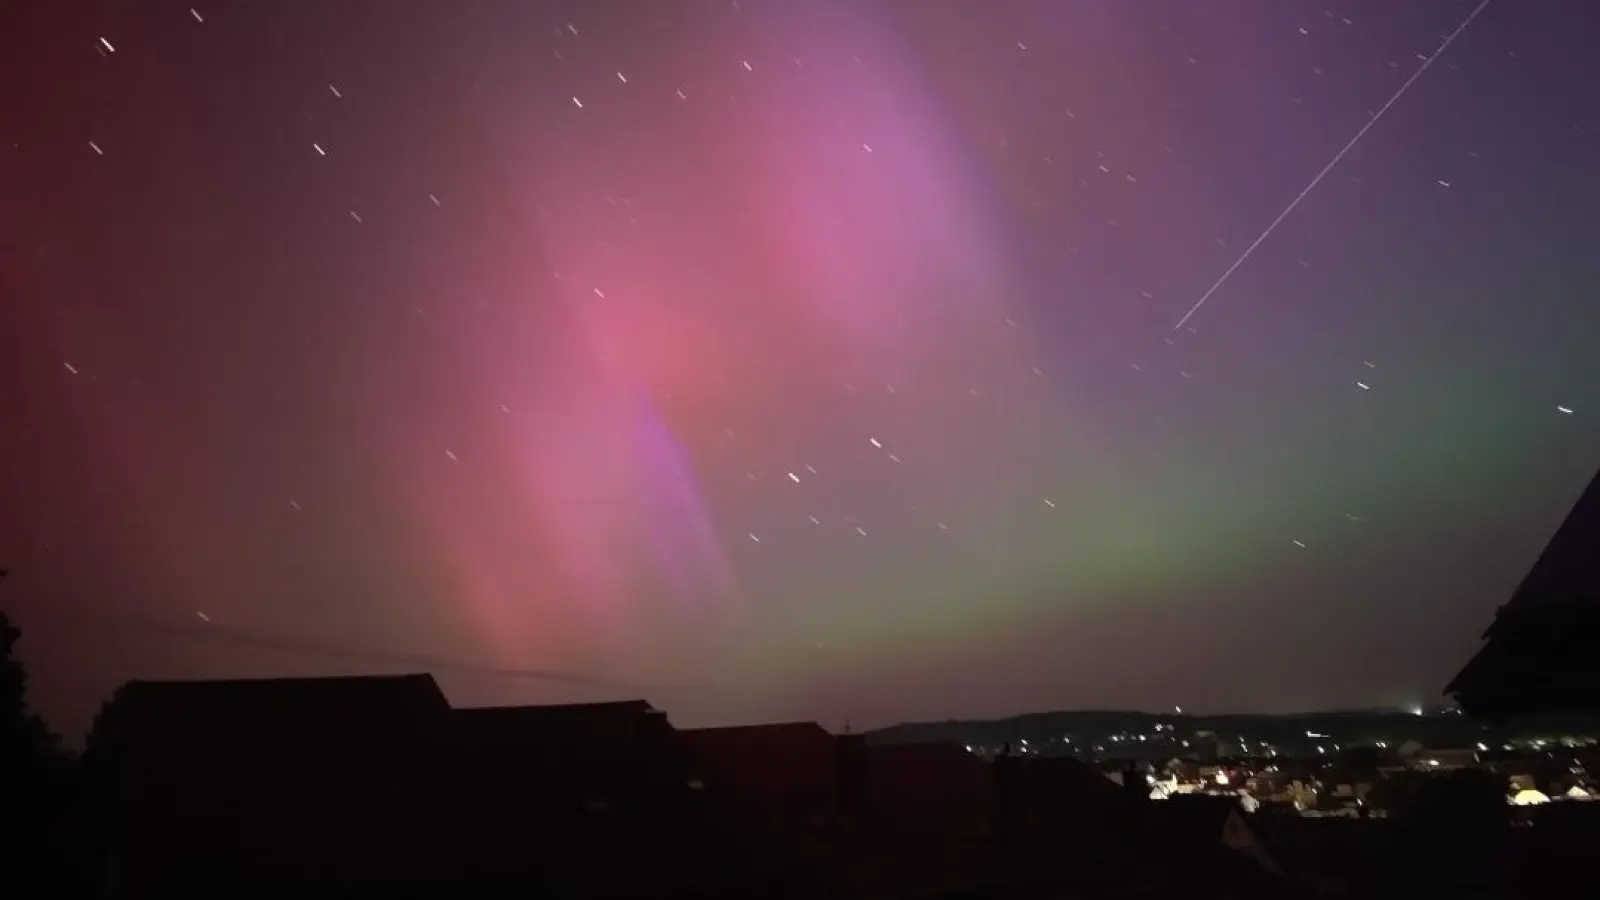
[1,609,59,769]
[0,571,73,885]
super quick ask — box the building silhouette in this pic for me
[1448,466,1600,718]
[83,673,1293,898]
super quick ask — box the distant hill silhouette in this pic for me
[865,707,1600,750]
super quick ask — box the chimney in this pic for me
[834,733,868,813]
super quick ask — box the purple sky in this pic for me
[3,0,1599,738]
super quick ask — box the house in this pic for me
[1148,794,1280,867]
[995,754,1145,890]
[1315,769,1377,811]
[685,728,1159,898]
[846,743,1287,899]
[1164,757,1201,781]
[447,699,819,898]
[679,721,841,846]
[686,731,1009,897]
[1449,466,1600,719]
[1244,761,1312,798]
[844,741,1001,896]
[87,674,820,898]
[84,671,1296,899]
[87,673,461,895]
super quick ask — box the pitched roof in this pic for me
[866,741,992,804]
[680,722,839,804]
[450,699,691,800]
[452,698,664,746]
[90,673,450,760]
[1448,467,1600,717]
[91,677,817,892]
[1006,756,1125,810]
[447,702,814,892]
[997,757,1142,885]
[1149,793,1245,840]
[1504,467,1600,610]
[1140,795,1288,894]
[828,744,992,896]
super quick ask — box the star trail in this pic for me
[3,0,1599,738]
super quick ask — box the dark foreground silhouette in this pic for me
[14,660,1600,900]
[11,471,1600,900]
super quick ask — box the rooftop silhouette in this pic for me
[83,671,1294,898]
[1449,466,1600,719]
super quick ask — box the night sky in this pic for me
[5,0,1599,739]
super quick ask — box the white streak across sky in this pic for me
[1172,0,1494,332]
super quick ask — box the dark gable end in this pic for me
[1448,467,1600,719]
[93,674,458,893]
[1501,467,1600,611]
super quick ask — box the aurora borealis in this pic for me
[4,0,1600,737]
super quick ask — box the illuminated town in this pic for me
[919,705,1599,818]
